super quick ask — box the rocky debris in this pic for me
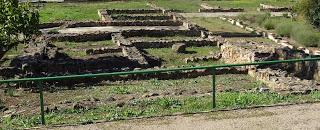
[122,47,149,66]
[172,43,186,53]
[86,47,122,55]
[249,68,320,93]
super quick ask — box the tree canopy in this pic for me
[296,0,320,28]
[0,0,39,49]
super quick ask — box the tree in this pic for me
[295,0,320,28]
[0,0,39,53]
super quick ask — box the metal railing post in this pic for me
[37,81,45,125]
[211,67,216,109]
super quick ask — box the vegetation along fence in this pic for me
[1,57,320,125]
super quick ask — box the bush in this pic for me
[275,22,295,37]
[295,0,320,28]
[291,27,320,47]
[262,19,276,30]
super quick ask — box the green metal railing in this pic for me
[1,57,320,125]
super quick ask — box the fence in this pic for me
[1,57,320,125]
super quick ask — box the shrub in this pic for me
[275,22,295,37]
[262,19,276,30]
[295,0,320,28]
[291,28,320,47]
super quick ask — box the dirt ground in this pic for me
[44,103,320,130]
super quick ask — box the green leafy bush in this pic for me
[295,0,320,28]
[291,29,320,47]
[262,19,276,30]
[275,22,295,37]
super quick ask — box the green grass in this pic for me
[39,1,149,23]
[153,0,297,12]
[188,17,249,33]
[53,40,115,58]
[3,91,320,129]
[206,0,297,12]
[145,46,222,67]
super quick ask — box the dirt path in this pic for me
[46,103,320,130]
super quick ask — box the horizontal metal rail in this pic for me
[1,57,319,83]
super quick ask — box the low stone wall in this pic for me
[102,9,163,14]
[45,31,112,42]
[63,21,183,28]
[122,46,149,66]
[39,22,65,29]
[132,39,217,49]
[110,15,173,21]
[121,30,201,38]
[221,41,287,64]
[213,32,262,37]
[258,4,291,12]
[14,55,143,76]
[35,67,248,86]
[199,3,244,12]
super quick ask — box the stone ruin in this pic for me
[258,4,292,12]
[199,3,244,13]
[221,41,320,93]
[1,7,320,94]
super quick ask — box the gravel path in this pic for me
[46,103,320,130]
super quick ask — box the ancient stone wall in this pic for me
[63,21,183,28]
[258,4,291,12]
[221,42,282,64]
[121,30,201,38]
[45,31,112,42]
[132,39,217,49]
[199,3,244,12]
[111,15,173,21]
[102,9,163,14]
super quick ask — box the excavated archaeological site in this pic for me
[2,2,320,128]
[1,7,320,93]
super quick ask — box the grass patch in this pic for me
[3,91,320,129]
[52,40,115,57]
[39,1,149,23]
[152,0,297,12]
[206,0,296,12]
[145,46,222,67]
[188,17,249,33]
